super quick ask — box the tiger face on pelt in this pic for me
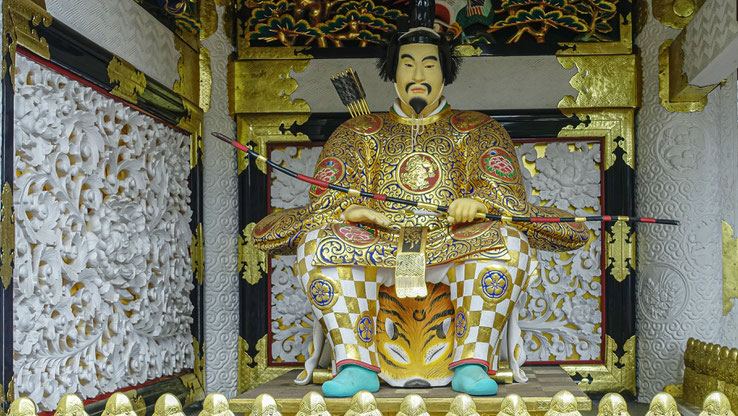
[376,282,455,387]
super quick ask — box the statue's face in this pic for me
[395,43,443,114]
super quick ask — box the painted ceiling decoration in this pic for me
[237,0,628,53]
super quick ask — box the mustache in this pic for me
[405,82,432,94]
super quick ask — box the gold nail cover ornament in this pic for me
[397,395,430,416]
[200,393,235,416]
[9,398,38,416]
[55,394,88,416]
[499,394,530,416]
[153,394,184,416]
[646,393,681,416]
[545,391,581,416]
[446,394,480,416]
[296,392,331,416]
[250,394,282,416]
[597,393,630,416]
[700,392,734,416]
[345,391,382,416]
[101,394,137,416]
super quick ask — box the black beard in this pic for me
[409,97,428,115]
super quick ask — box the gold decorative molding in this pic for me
[174,36,200,106]
[455,45,484,57]
[3,0,53,85]
[237,46,312,61]
[238,335,294,394]
[181,373,205,408]
[683,338,734,408]
[608,221,635,282]
[557,12,632,55]
[658,37,716,113]
[235,114,310,174]
[557,109,635,170]
[561,335,636,395]
[200,45,212,113]
[723,221,738,316]
[193,336,205,393]
[107,56,147,104]
[664,384,684,399]
[200,0,218,41]
[597,393,630,416]
[557,55,639,109]
[1,183,14,289]
[228,59,311,115]
[700,391,733,416]
[180,98,204,169]
[191,222,204,285]
[1,379,16,416]
[240,223,267,285]
[652,0,706,29]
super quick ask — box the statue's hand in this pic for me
[448,198,488,224]
[344,205,391,227]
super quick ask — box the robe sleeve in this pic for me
[251,120,371,254]
[462,113,590,252]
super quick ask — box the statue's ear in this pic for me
[385,318,398,340]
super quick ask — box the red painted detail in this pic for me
[298,174,330,188]
[336,359,381,373]
[602,216,612,222]
[531,217,560,223]
[642,217,656,223]
[448,358,489,371]
[373,193,387,201]
[232,141,250,153]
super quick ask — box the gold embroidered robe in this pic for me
[253,106,589,265]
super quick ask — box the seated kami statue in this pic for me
[252,0,589,398]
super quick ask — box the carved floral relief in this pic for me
[13,56,194,409]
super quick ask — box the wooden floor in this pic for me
[230,367,591,415]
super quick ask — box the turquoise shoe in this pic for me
[451,363,498,396]
[322,364,380,398]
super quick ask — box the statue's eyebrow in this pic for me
[422,56,438,62]
[400,54,414,60]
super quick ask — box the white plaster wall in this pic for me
[45,0,180,87]
[202,6,238,397]
[292,56,577,112]
[635,0,738,400]
[720,82,738,349]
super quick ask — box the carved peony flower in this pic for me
[531,142,600,211]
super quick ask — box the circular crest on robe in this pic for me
[308,274,339,310]
[451,221,495,240]
[356,313,375,344]
[332,223,379,247]
[478,147,519,183]
[310,157,345,197]
[455,309,467,339]
[480,268,509,300]
[397,152,442,194]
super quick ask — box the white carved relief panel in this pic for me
[268,140,602,364]
[635,0,737,399]
[202,5,239,396]
[13,55,194,410]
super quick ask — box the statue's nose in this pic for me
[403,378,431,388]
